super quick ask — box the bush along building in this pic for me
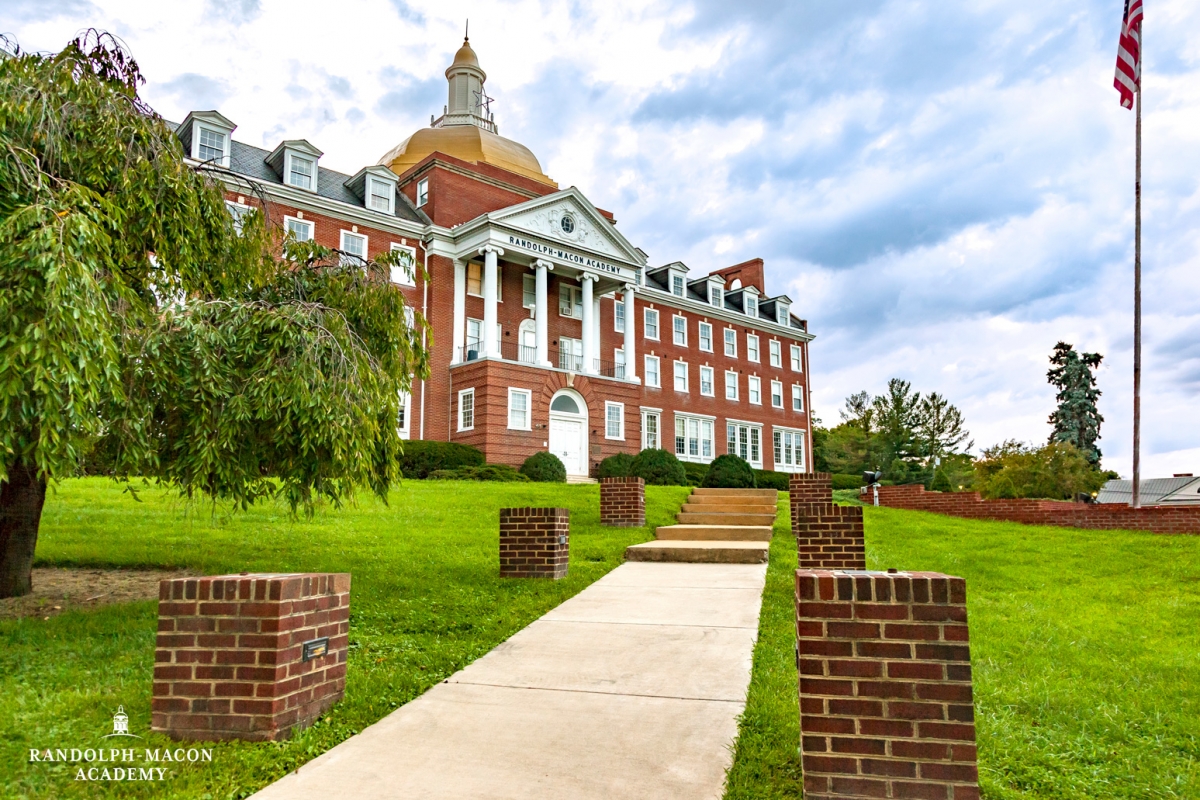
[177,36,814,478]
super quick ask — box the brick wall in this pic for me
[795,503,867,571]
[796,569,979,800]
[600,477,646,527]
[153,573,350,742]
[790,472,833,530]
[499,507,570,579]
[873,484,1200,535]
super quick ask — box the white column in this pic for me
[479,245,503,357]
[593,294,601,372]
[452,259,466,364]
[581,274,596,374]
[535,259,552,367]
[622,284,637,381]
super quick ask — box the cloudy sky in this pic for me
[7,0,1199,477]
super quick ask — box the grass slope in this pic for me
[726,503,1200,799]
[2,478,688,800]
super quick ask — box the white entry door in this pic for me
[549,417,585,475]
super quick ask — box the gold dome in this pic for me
[379,125,557,187]
[450,39,482,73]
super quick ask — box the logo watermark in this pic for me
[27,705,214,783]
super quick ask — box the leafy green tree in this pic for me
[1047,342,1104,467]
[973,440,1106,500]
[871,379,924,482]
[0,34,428,596]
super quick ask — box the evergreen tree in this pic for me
[1046,342,1104,468]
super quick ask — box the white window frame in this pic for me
[771,379,784,409]
[389,243,416,286]
[523,273,536,309]
[558,336,583,371]
[710,286,723,308]
[458,388,475,432]
[672,274,685,297]
[285,151,317,192]
[615,348,627,380]
[340,230,367,265]
[196,124,229,166]
[747,334,760,363]
[615,299,625,333]
[644,355,661,388]
[724,328,737,358]
[644,308,660,340]
[746,295,758,318]
[641,408,661,450]
[397,391,411,439]
[792,384,804,412]
[508,388,531,431]
[674,412,716,463]
[559,284,583,318]
[605,401,625,441]
[725,370,739,401]
[727,420,764,468]
[284,215,312,243]
[416,178,429,207]
[748,375,762,406]
[672,315,687,346]
[368,177,395,214]
[791,344,803,372]
[769,340,782,368]
[698,322,713,352]
[772,426,807,473]
[700,365,715,397]
[466,318,483,354]
[673,360,689,393]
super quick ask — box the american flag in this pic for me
[1114,0,1144,109]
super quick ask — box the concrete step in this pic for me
[566,475,598,484]
[656,524,774,542]
[680,502,778,515]
[690,488,779,499]
[624,540,770,564]
[677,512,779,526]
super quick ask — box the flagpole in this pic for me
[1132,81,1142,509]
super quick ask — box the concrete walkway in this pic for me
[250,561,767,800]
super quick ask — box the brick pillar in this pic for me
[795,502,867,570]
[153,573,350,742]
[790,472,833,530]
[796,569,979,800]
[600,477,645,527]
[499,507,570,579]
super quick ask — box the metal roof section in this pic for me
[1097,476,1200,505]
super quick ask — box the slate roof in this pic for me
[1097,476,1200,505]
[171,121,427,225]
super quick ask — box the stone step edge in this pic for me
[655,524,774,542]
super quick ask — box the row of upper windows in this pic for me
[641,355,805,411]
[279,213,417,286]
[641,307,803,371]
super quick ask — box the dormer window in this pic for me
[265,139,324,194]
[710,287,723,308]
[198,127,226,163]
[746,296,758,318]
[368,177,393,213]
[672,275,685,297]
[777,302,790,325]
[288,155,314,190]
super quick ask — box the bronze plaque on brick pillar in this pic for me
[152,573,350,742]
[795,569,979,800]
[499,507,570,579]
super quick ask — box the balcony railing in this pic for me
[453,342,621,379]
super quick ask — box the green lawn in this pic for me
[1,478,688,800]
[726,502,1200,799]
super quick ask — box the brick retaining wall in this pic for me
[153,573,350,742]
[600,477,645,527]
[790,472,833,530]
[872,484,1200,534]
[795,503,867,570]
[499,507,570,579]
[796,569,979,800]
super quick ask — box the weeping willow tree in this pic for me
[0,32,429,597]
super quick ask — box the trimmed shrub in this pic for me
[598,453,635,479]
[398,440,485,479]
[752,469,790,491]
[683,462,709,486]
[428,465,528,482]
[629,448,688,486]
[832,473,863,490]
[702,454,757,488]
[520,451,567,483]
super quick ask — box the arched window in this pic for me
[550,394,581,414]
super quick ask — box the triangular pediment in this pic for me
[488,187,646,266]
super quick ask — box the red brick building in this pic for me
[177,36,815,478]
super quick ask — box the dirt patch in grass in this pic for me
[0,567,194,620]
